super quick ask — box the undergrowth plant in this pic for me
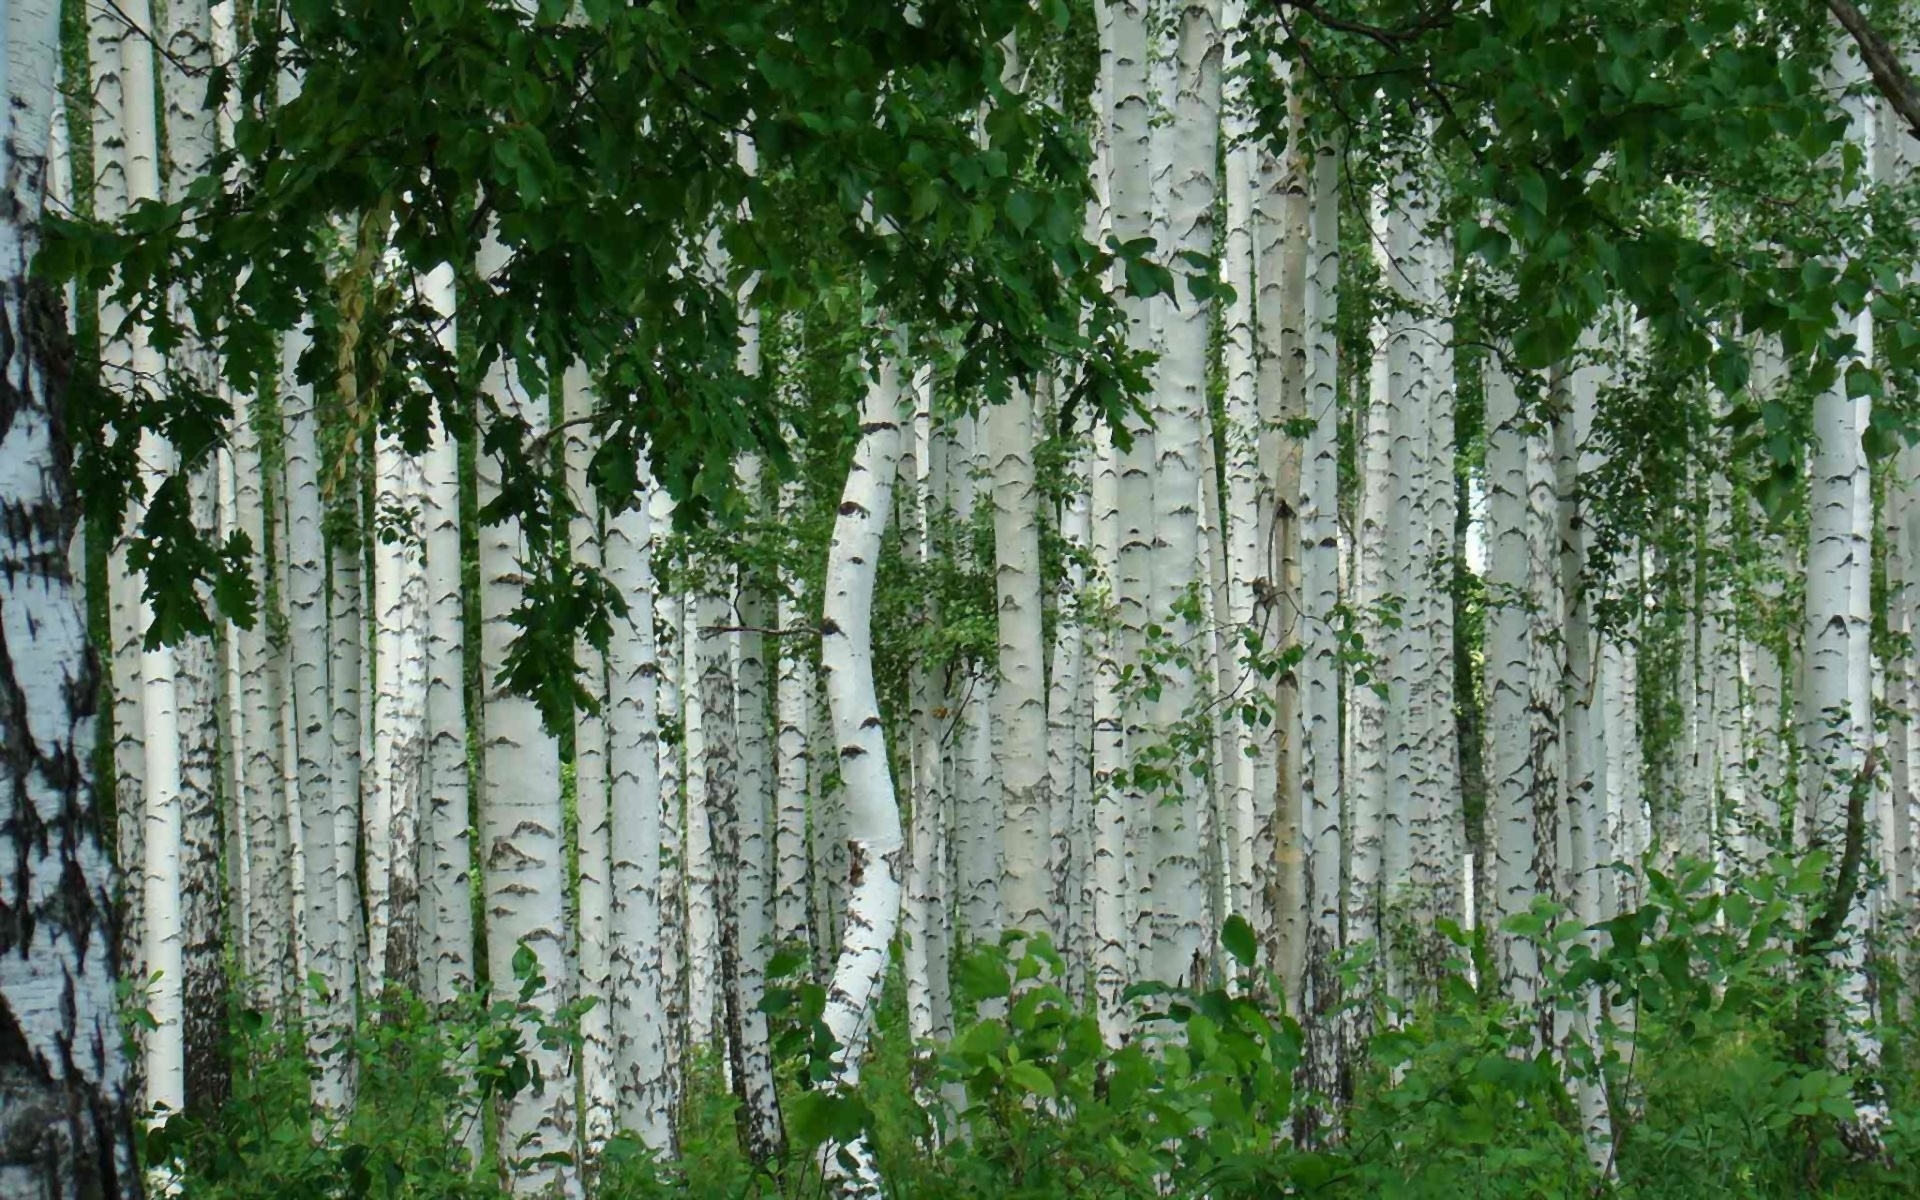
[152,852,1920,1199]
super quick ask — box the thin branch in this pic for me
[1271,0,1457,47]
[1825,0,1920,142]
[699,623,819,639]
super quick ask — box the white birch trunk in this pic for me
[112,0,187,1125]
[328,517,365,1023]
[1801,32,1880,1100]
[712,443,785,1161]
[1103,0,1154,986]
[652,532,688,1088]
[91,0,146,1008]
[1088,416,1132,1041]
[817,352,907,1196]
[475,279,577,1193]
[1412,197,1464,947]
[1297,142,1347,1126]
[0,3,142,1188]
[1145,0,1222,990]
[1485,354,1545,1006]
[1220,0,1262,933]
[230,367,287,1005]
[1348,195,1393,963]
[949,414,998,947]
[1047,470,1091,979]
[158,0,229,1117]
[904,374,953,1046]
[418,265,473,1008]
[683,594,718,1048]
[1258,72,1310,1005]
[773,466,814,958]
[990,382,1050,943]
[367,418,429,998]
[1557,346,1612,1169]
[606,463,673,1150]
[564,367,617,1158]
[281,314,352,1108]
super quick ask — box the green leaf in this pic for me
[1221,914,1257,968]
[1005,1061,1056,1098]
[1516,168,1548,215]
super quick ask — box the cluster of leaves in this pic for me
[1255,1,1920,494]
[46,0,1165,728]
[147,844,1920,1198]
[142,941,586,1199]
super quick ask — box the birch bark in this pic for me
[606,462,672,1149]
[475,276,576,1193]
[817,352,907,1196]
[564,367,616,1157]
[0,3,142,1189]
[1145,0,1222,989]
[990,382,1050,943]
[1297,142,1347,1129]
[417,265,473,1009]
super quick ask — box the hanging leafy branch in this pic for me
[1249,0,1920,485]
[43,0,1160,725]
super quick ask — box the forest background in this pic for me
[7,0,1920,1198]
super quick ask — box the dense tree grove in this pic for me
[10,0,1920,1197]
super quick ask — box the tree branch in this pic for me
[1825,0,1920,142]
[1270,0,1457,47]
[1797,746,1880,959]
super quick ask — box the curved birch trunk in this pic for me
[817,352,906,1196]
[0,3,142,1189]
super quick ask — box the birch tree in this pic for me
[0,1,142,1191]
[606,464,673,1151]
[1297,139,1347,1127]
[418,264,473,1010]
[565,367,616,1158]
[475,246,576,1193]
[1798,29,1881,1107]
[817,349,907,1196]
[989,382,1049,943]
